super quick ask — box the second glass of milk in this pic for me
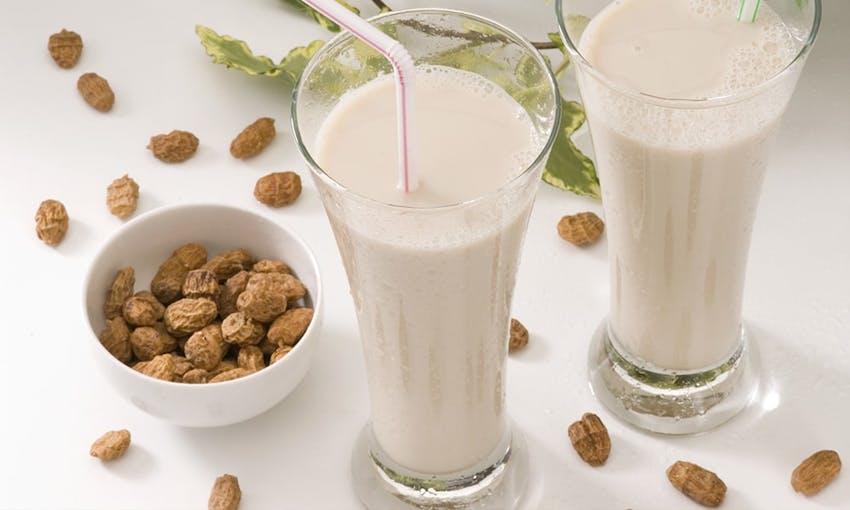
[557,0,821,434]
[293,9,560,508]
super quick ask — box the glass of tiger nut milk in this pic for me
[292,8,560,509]
[557,0,821,434]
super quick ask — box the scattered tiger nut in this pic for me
[164,298,218,336]
[209,474,241,510]
[182,269,220,299]
[509,318,529,353]
[35,199,69,247]
[104,267,135,320]
[106,174,139,219]
[148,130,199,163]
[267,308,313,347]
[48,29,82,69]
[77,72,114,112]
[230,117,276,159]
[568,413,611,466]
[98,316,132,364]
[90,429,131,461]
[557,211,604,246]
[667,461,727,508]
[791,450,842,496]
[222,312,265,346]
[254,171,302,207]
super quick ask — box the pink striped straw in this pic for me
[302,0,418,193]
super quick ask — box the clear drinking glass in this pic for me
[292,9,560,508]
[556,0,821,434]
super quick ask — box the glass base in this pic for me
[588,320,760,435]
[351,424,533,509]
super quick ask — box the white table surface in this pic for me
[1,1,848,508]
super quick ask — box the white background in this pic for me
[1,0,848,509]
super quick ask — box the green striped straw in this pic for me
[737,0,761,22]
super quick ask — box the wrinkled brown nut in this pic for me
[48,29,82,68]
[147,130,198,163]
[792,450,841,496]
[151,243,208,304]
[90,429,131,461]
[267,308,313,347]
[130,325,177,361]
[667,461,727,508]
[258,336,279,356]
[270,345,293,364]
[203,249,253,281]
[237,345,265,371]
[218,270,251,319]
[98,316,132,363]
[209,474,241,510]
[254,171,302,207]
[104,267,135,320]
[184,324,225,371]
[182,368,210,384]
[173,243,208,270]
[281,274,307,302]
[236,273,292,322]
[35,199,69,247]
[509,318,529,353]
[182,269,220,299]
[558,212,605,246]
[136,354,176,381]
[77,72,114,112]
[134,291,166,315]
[222,312,265,346]
[151,258,189,304]
[252,259,291,275]
[210,367,252,383]
[106,174,139,219]
[230,117,275,159]
[122,295,163,327]
[209,358,238,378]
[568,413,611,466]
[171,355,193,377]
[164,298,218,336]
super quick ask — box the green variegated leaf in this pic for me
[278,40,326,85]
[543,99,600,198]
[547,32,567,55]
[195,25,281,76]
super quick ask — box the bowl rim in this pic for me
[81,202,324,390]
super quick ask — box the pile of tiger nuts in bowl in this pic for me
[83,204,322,427]
[98,243,313,384]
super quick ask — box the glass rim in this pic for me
[555,0,822,108]
[291,7,562,212]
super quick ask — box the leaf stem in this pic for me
[532,41,560,50]
[371,0,391,11]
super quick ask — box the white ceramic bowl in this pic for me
[82,204,323,427]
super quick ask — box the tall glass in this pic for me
[557,0,821,434]
[292,9,560,508]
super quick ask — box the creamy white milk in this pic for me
[315,67,541,473]
[578,0,799,370]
